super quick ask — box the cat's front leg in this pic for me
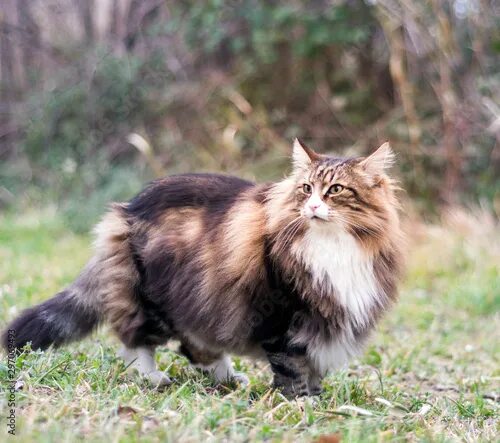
[307,367,324,396]
[265,350,310,398]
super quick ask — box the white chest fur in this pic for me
[293,224,380,374]
[295,224,379,327]
[294,224,378,374]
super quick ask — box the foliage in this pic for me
[2,53,170,228]
[179,2,371,61]
[21,53,166,187]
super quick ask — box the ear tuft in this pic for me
[360,142,395,175]
[292,138,318,169]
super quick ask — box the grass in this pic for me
[0,206,498,442]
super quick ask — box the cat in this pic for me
[2,139,404,397]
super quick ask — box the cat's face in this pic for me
[291,139,397,238]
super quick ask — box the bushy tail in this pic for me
[2,259,103,351]
[2,204,139,352]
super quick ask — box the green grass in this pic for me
[0,207,498,442]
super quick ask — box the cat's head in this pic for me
[289,138,400,242]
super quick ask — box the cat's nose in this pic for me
[309,203,321,211]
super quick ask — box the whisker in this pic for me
[334,213,385,239]
[273,216,304,256]
[278,220,304,254]
[274,221,302,256]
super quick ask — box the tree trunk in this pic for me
[430,0,461,205]
[109,0,121,38]
[76,0,95,46]
[124,0,142,50]
[0,0,16,156]
[16,0,41,88]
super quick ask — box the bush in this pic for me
[9,52,172,224]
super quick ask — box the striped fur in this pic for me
[2,140,404,397]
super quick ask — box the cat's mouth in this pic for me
[301,209,329,222]
[309,215,328,222]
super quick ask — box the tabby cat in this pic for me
[2,139,404,397]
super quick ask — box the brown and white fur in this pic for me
[2,139,404,397]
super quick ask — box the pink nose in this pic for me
[309,203,321,211]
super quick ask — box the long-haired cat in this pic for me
[2,139,404,397]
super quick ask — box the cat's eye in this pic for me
[302,183,312,194]
[327,184,344,195]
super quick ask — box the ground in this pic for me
[0,208,498,442]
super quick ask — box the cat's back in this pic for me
[126,173,255,222]
[115,172,271,347]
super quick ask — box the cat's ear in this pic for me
[360,142,395,176]
[292,138,319,169]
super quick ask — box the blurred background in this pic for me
[0,0,498,231]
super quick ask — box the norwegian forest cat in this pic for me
[3,139,404,397]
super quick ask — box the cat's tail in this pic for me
[2,204,138,352]
[2,257,104,351]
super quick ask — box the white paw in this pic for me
[144,370,172,387]
[117,346,137,365]
[232,372,250,386]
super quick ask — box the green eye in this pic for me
[303,183,312,194]
[328,184,344,194]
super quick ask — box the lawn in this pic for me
[0,207,498,442]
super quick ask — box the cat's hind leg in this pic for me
[179,340,249,386]
[118,345,171,387]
